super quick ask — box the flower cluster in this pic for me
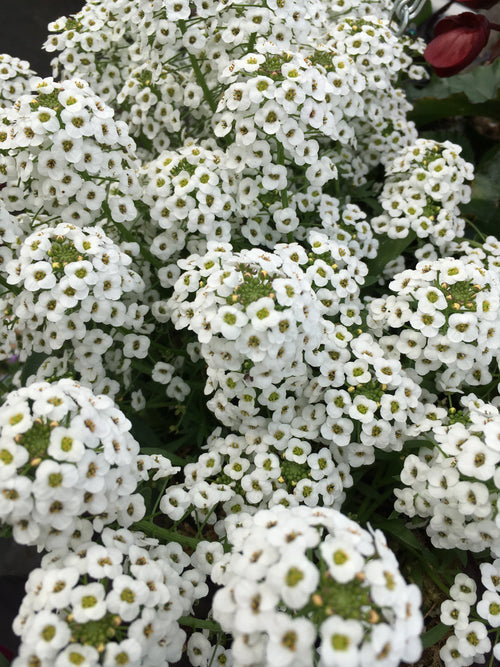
[0,53,36,110]
[45,0,425,183]
[141,141,238,259]
[212,505,423,667]
[1,220,149,395]
[12,527,199,667]
[372,139,474,246]
[160,428,352,531]
[395,394,500,553]
[439,569,500,665]
[0,380,148,548]
[167,239,327,427]
[0,77,140,232]
[1,0,499,664]
[368,255,500,391]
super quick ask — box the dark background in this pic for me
[0,2,84,656]
[0,0,84,77]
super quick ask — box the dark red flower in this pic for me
[456,0,499,9]
[424,13,492,76]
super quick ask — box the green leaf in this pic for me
[140,485,153,514]
[364,232,416,287]
[409,94,500,126]
[409,60,500,104]
[130,415,163,449]
[375,519,442,572]
[20,352,47,386]
[462,144,500,234]
[0,651,11,667]
[403,438,433,450]
[413,0,433,27]
[421,622,450,649]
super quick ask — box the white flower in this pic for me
[55,644,100,667]
[247,297,280,331]
[267,612,316,666]
[476,590,500,627]
[212,305,249,340]
[319,616,363,667]
[456,620,491,658]
[103,638,142,667]
[70,582,107,623]
[319,536,364,583]
[186,632,213,667]
[450,574,477,605]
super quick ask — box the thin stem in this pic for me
[465,217,487,242]
[133,519,200,549]
[150,478,170,517]
[179,20,217,113]
[276,140,289,210]
[0,275,20,295]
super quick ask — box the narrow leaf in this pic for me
[421,622,450,649]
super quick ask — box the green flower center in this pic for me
[68,612,120,648]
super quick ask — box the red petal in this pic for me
[456,0,499,9]
[433,12,490,37]
[424,13,490,76]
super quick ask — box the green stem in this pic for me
[150,478,171,517]
[178,616,222,632]
[179,20,217,113]
[114,220,162,269]
[276,140,289,209]
[465,217,487,242]
[0,275,20,295]
[133,519,200,549]
[247,32,257,53]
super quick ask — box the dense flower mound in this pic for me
[160,428,352,531]
[12,527,198,667]
[0,213,151,395]
[0,0,499,662]
[439,568,500,666]
[3,221,145,350]
[0,54,36,110]
[141,141,239,257]
[0,380,149,547]
[211,505,423,667]
[166,239,328,425]
[395,394,500,554]
[368,255,500,391]
[0,77,140,231]
[46,0,425,180]
[372,139,474,246]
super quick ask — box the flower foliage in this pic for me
[0,0,499,665]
